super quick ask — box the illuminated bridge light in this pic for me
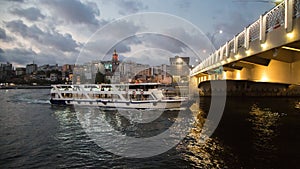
[245,50,251,55]
[282,46,300,52]
[223,71,227,79]
[286,32,294,39]
[261,43,267,49]
[234,55,239,59]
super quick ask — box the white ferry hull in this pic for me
[50,99,185,109]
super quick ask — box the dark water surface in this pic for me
[1,89,300,168]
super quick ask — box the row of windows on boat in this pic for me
[54,85,163,91]
[51,93,156,101]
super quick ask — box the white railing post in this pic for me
[244,27,250,49]
[285,0,294,33]
[221,46,224,60]
[234,35,238,54]
[225,41,229,58]
[260,15,267,43]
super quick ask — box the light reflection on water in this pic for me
[180,105,237,169]
[246,104,285,167]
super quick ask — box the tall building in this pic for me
[170,56,190,83]
[0,62,13,82]
[112,49,120,73]
[26,63,37,75]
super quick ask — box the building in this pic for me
[169,56,190,83]
[0,62,14,82]
[26,63,37,75]
[117,61,151,83]
[62,64,74,82]
[112,49,120,73]
[151,64,172,84]
[49,73,58,82]
[15,67,26,76]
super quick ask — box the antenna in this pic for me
[33,54,35,65]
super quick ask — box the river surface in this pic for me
[0,89,300,168]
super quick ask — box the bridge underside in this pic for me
[222,39,300,85]
[193,17,300,86]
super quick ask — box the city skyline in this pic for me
[0,0,275,67]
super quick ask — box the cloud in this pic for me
[0,47,78,66]
[42,0,100,26]
[0,27,13,42]
[176,0,191,10]
[212,10,250,47]
[10,7,45,21]
[5,0,24,2]
[0,28,7,39]
[141,34,186,54]
[6,20,80,52]
[105,0,148,15]
[77,20,142,62]
[0,48,37,65]
[0,48,4,53]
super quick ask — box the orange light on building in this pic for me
[236,71,241,80]
[261,72,269,82]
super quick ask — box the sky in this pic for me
[0,0,276,67]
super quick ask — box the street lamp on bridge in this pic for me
[207,29,223,48]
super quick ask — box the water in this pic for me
[1,89,300,168]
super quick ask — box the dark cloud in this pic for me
[6,20,79,52]
[0,28,7,39]
[77,19,142,62]
[0,48,36,65]
[5,0,24,2]
[0,48,4,53]
[105,0,148,15]
[42,0,100,26]
[0,27,13,42]
[141,34,186,54]
[10,7,45,21]
[0,48,77,66]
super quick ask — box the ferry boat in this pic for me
[50,83,188,109]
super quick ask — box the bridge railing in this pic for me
[265,2,285,32]
[294,0,300,17]
[191,0,300,76]
[249,20,260,41]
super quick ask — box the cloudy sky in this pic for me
[0,0,275,67]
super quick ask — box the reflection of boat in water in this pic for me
[50,83,188,109]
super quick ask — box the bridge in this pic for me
[190,0,300,96]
